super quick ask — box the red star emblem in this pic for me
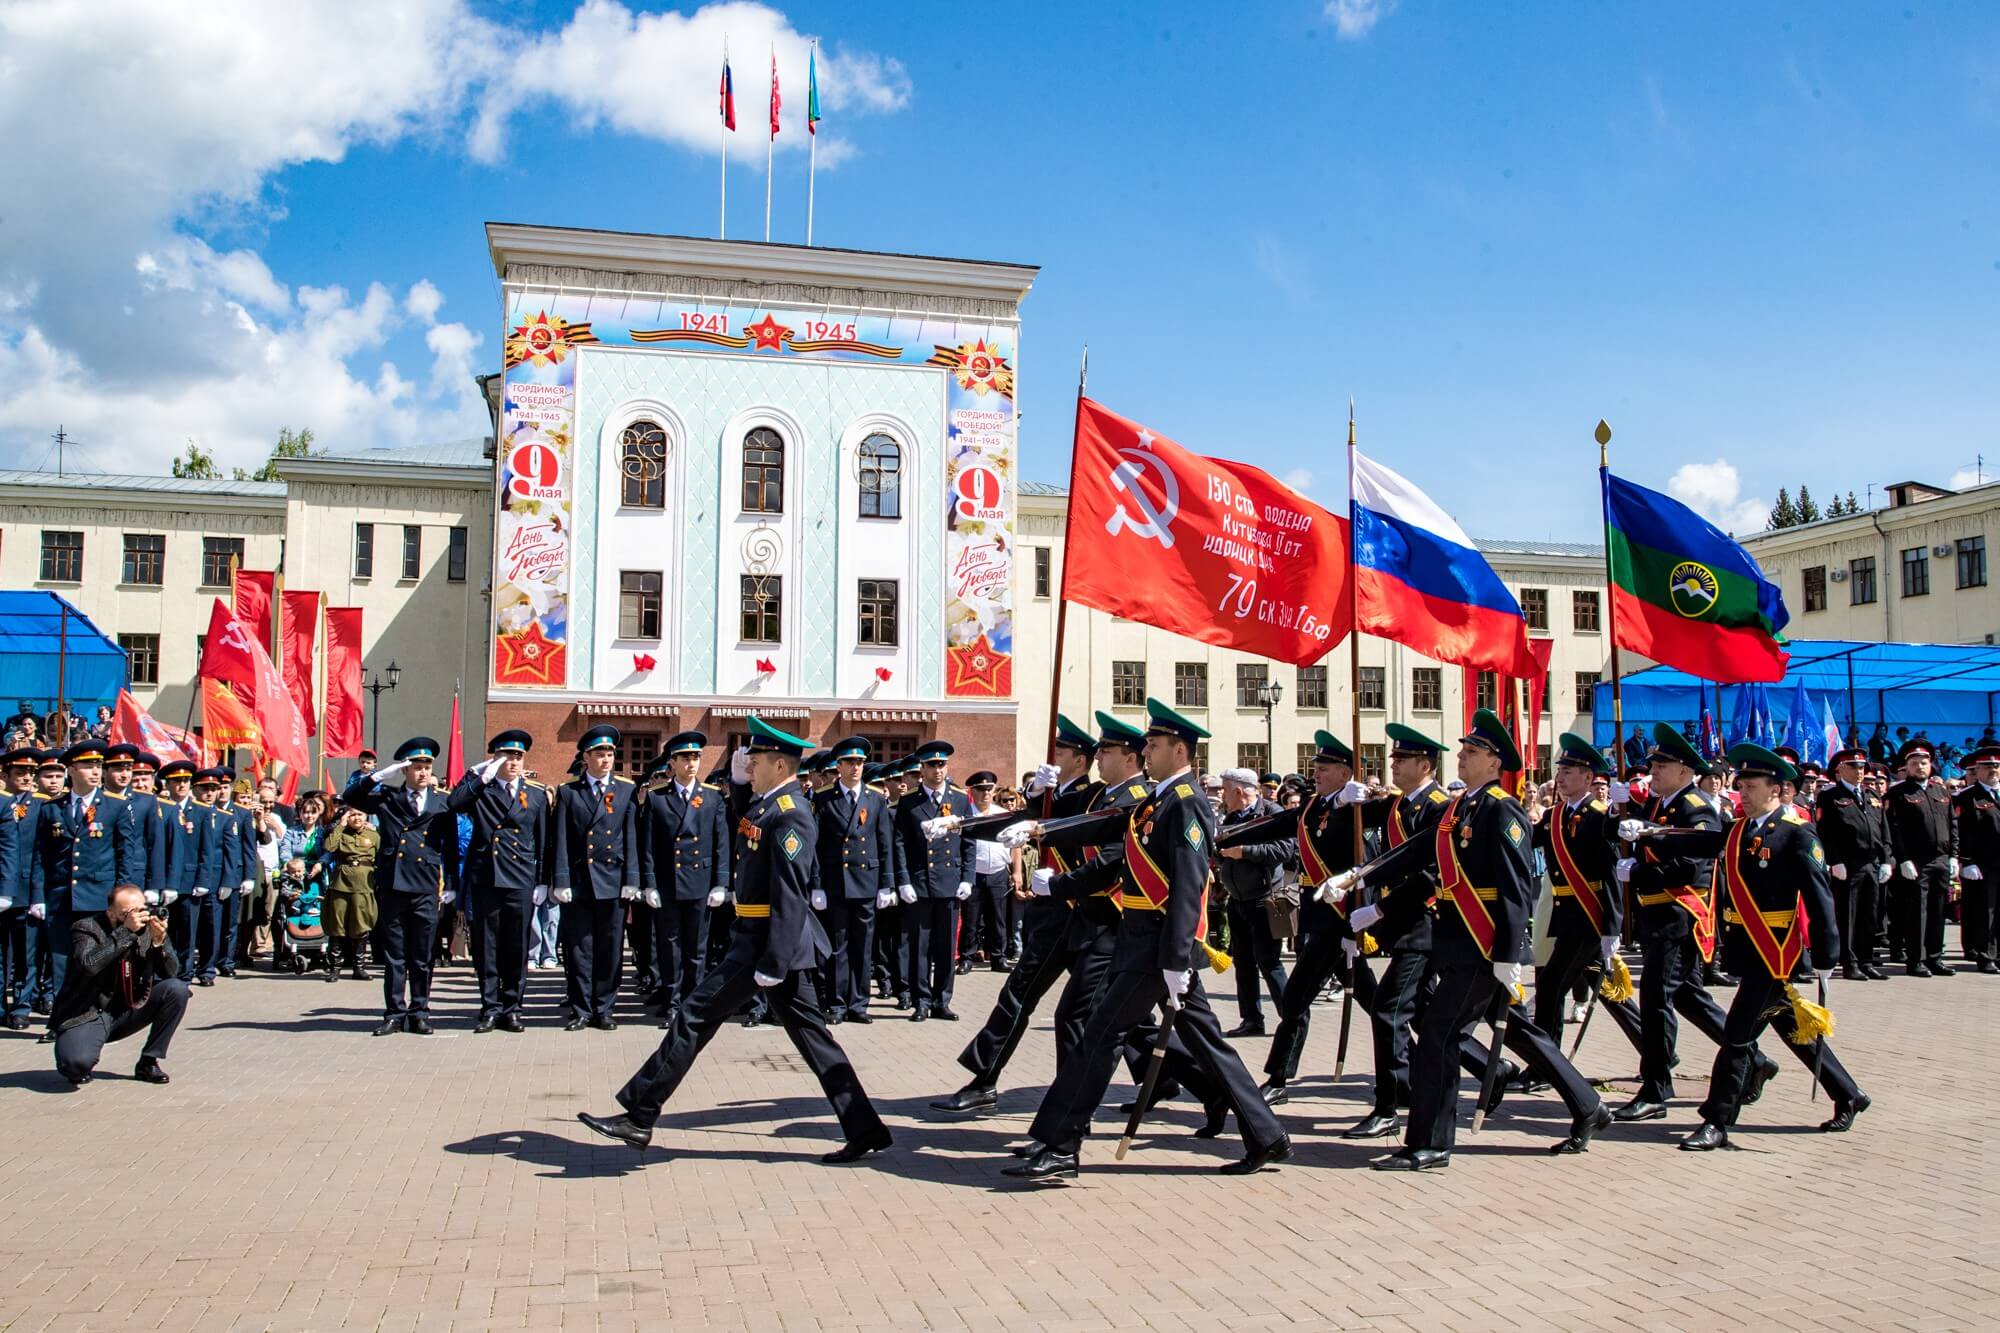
[495,621,566,687]
[743,314,791,352]
[946,635,1011,697]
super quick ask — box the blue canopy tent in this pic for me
[0,591,129,715]
[1593,640,2000,769]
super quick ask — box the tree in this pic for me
[171,441,221,479]
[234,427,318,481]
[1844,489,1860,515]
[1769,487,1798,529]
[1796,484,1821,523]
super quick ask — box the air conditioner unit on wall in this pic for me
[1829,568,1848,582]
[1932,545,1953,558]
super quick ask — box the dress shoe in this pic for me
[931,1083,999,1114]
[1552,1103,1612,1154]
[891,995,909,1010]
[577,1111,652,1151]
[821,1129,893,1163]
[1820,1091,1870,1133]
[1742,1056,1781,1106]
[1224,1020,1267,1038]
[933,1006,959,1022]
[36,1030,55,1044]
[1371,1147,1449,1171]
[1906,963,1930,978]
[1679,1122,1729,1151]
[564,1017,589,1031]
[1612,1097,1667,1122]
[1192,1099,1229,1139]
[910,1007,928,1023]
[1343,1112,1399,1139]
[134,1057,170,1085]
[1978,959,2000,975]
[1861,963,1888,980]
[827,1012,844,1025]
[197,976,215,987]
[1481,1065,1513,1117]
[1259,1080,1289,1106]
[1001,1145,1078,1181]
[473,1015,497,1034]
[322,967,338,983]
[371,1018,404,1037]
[498,1014,525,1033]
[62,1071,91,1087]
[990,958,1013,973]
[2,1015,26,1030]
[1926,958,1955,977]
[1840,964,1865,981]
[741,1013,764,1028]
[1220,1135,1291,1174]
[954,959,974,976]
[351,965,371,981]
[591,1015,617,1031]
[407,1016,434,1036]
[847,1011,873,1024]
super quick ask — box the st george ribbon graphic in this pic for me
[1063,398,1352,666]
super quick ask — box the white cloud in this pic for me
[1281,468,1314,498]
[405,279,445,324]
[1250,230,1314,303]
[1668,458,1767,533]
[1324,0,1398,40]
[1949,465,1990,489]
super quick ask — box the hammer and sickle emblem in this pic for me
[219,621,255,654]
[1104,449,1180,549]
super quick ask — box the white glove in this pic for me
[898,884,917,904]
[996,821,1038,850]
[192,886,210,898]
[708,887,728,907]
[1600,935,1620,965]
[0,897,10,913]
[476,756,504,782]
[730,747,752,784]
[1615,858,1635,883]
[1829,863,1848,881]
[1493,960,1523,999]
[241,879,254,894]
[1024,762,1060,796]
[619,886,639,901]
[1964,864,1984,882]
[142,889,159,905]
[1348,902,1383,932]
[874,888,894,909]
[1949,857,1960,878]
[921,815,962,840]
[28,903,45,920]
[372,759,411,786]
[1031,868,1054,896]
[553,887,574,904]
[810,889,827,911]
[162,890,178,906]
[1617,818,1648,841]
[1875,862,1893,883]
[955,882,972,901]
[533,886,548,906]
[1607,781,1631,805]
[218,885,232,901]
[441,889,457,905]
[1336,780,1370,805]
[753,971,782,988]
[637,888,656,908]
[1815,967,1833,983]
[1315,869,1360,904]
[1161,967,1191,1008]
[1341,936,1360,967]
[1899,860,1918,880]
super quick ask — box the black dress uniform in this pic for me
[28,744,143,1005]
[812,737,892,1022]
[891,741,974,1018]
[444,730,551,1031]
[1531,735,1643,1056]
[637,731,732,1021]
[551,726,640,1028]
[342,737,459,1033]
[1814,753,1893,977]
[582,716,890,1162]
[1954,748,2000,973]
[1884,739,1955,976]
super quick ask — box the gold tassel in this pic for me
[1599,953,1635,1003]
[1360,932,1380,956]
[1201,939,1232,974]
[1782,983,1834,1046]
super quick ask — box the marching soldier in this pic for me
[577,716,892,1164]
[1953,744,2000,974]
[890,740,974,1021]
[1531,734,1643,1054]
[29,741,142,1011]
[343,737,459,1035]
[811,736,891,1024]
[1884,737,1956,977]
[1815,747,1895,980]
[637,730,731,1029]
[550,726,639,1030]
[445,729,551,1033]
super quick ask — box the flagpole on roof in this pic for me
[720,36,730,240]
[1345,397,1366,864]
[806,38,819,245]
[765,43,776,243]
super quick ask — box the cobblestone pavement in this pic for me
[0,952,1994,1332]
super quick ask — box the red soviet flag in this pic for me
[110,690,197,764]
[197,599,309,773]
[232,569,276,654]
[1063,398,1351,665]
[321,608,364,758]
[280,589,320,736]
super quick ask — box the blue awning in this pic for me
[0,591,128,712]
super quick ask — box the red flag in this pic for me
[198,599,309,773]
[720,51,735,130]
[322,608,364,758]
[232,569,275,654]
[280,767,302,804]
[281,589,320,737]
[770,50,781,136]
[445,690,465,785]
[201,678,261,758]
[1064,398,1350,666]
[110,690,196,764]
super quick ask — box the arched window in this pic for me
[619,419,668,509]
[858,434,902,519]
[742,427,784,514]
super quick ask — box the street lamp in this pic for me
[365,660,401,753]
[1257,679,1284,771]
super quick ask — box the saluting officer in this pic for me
[577,716,892,1164]
[891,740,974,1021]
[343,736,459,1036]
[1884,737,1956,977]
[1953,745,2000,974]
[445,729,551,1033]
[812,736,892,1024]
[1815,746,1895,980]
[29,741,142,1010]
[637,730,731,1029]
[1531,734,1644,1054]
[550,725,639,1031]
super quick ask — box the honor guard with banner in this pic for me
[637,730,732,1028]
[890,740,974,1021]
[578,715,892,1165]
[344,736,459,1036]
[1814,747,1895,980]
[1955,745,2000,974]
[551,726,640,1031]
[1532,733,1645,1057]
[445,729,551,1034]
[810,736,891,1024]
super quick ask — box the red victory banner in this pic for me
[321,607,365,758]
[281,589,320,736]
[232,569,276,654]
[110,690,197,764]
[1064,398,1351,665]
[198,599,309,773]
[201,678,261,759]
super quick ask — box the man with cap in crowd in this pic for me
[891,740,974,1021]
[870,760,910,1006]
[1816,746,1896,980]
[181,768,232,983]
[28,740,143,1018]
[1320,710,1613,1169]
[153,758,215,986]
[550,725,639,1031]
[1954,744,2000,974]
[577,715,892,1164]
[1212,766,1297,1037]
[0,746,42,1027]
[1531,733,1645,1055]
[343,736,459,1036]
[446,729,551,1033]
[812,736,891,1024]
[19,750,69,1012]
[637,730,731,1030]
[101,746,167,909]
[210,773,261,977]
[1884,736,1956,977]
[1003,699,1289,1180]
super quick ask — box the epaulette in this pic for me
[1174,782,1194,799]
[1486,783,1508,797]
[702,781,721,791]
[1428,788,1449,804]
[1126,784,1146,799]
[1682,791,1710,809]
[1588,798,1607,813]
[524,778,545,788]
[101,791,127,802]
[614,775,634,785]
[1781,808,1807,825]
[776,793,797,812]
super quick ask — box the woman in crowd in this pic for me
[321,805,380,980]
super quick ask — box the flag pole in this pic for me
[1596,420,1626,765]
[764,43,774,243]
[806,38,818,245]
[1041,345,1088,816]
[720,36,729,240]
[1346,398,1365,863]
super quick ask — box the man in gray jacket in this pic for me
[1213,769,1295,1037]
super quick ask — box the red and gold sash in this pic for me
[1433,796,1498,958]
[1123,801,1169,908]
[1549,807,1608,936]
[1298,800,1334,885]
[1720,819,1805,979]
[1388,801,1410,848]
[1663,883,1716,962]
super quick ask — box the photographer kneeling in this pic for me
[50,884,189,1087]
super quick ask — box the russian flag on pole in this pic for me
[1351,450,1536,676]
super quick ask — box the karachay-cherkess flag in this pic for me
[1602,471,1790,683]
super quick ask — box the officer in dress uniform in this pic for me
[343,737,459,1036]
[878,758,919,1006]
[637,730,731,1029]
[1816,747,1895,980]
[812,736,892,1024]
[0,748,33,1028]
[891,740,974,1021]
[211,771,261,977]
[1005,700,1290,1181]
[184,768,233,983]
[1885,737,1956,977]
[1955,745,2000,974]
[445,729,551,1033]
[154,759,216,986]
[577,715,892,1164]
[550,726,639,1031]
[1655,744,1870,1148]
[101,747,166,910]
[19,751,66,1013]
[29,742,142,1016]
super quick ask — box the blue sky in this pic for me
[3,1,1995,541]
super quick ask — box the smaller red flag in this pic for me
[770,50,781,137]
[445,690,465,785]
[321,608,364,758]
[720,52,735,130]
[232,569,275,654]
[110,690,196,764]
[755,658,776,674]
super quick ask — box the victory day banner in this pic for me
[1064,398,1351,665]
[198,599,310,774]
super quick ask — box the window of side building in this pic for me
[1295,743,1319,774]
[857,434,902,519]
[1849,556,1876,606]
[742,428,784,514]
[1958,536,1988,590]
[1358,665,1385,710]
[1575,672,1598,714]
[1174,661,1207,708]
[1111,660,1145,707]
[1520,587,1548,632]
[1412,667,1442,711]
[401,525,422,580]
[1237,743,1269,774]
[740,575,782,643]
[619,419,668,509]
[1801,565,1827,612]
[354,523,374,578]
[122,533,164,586]
[1901,546,1929,597]
[448,526,468,583]
[1572,589,1601,633]
[857,579,899,646]
[1033,546,1052,598]
[200,536,242,589]
[1235,663,1268,707]
[619,571,662,639]
[118,633,160,686]
[1358,743,1386,783]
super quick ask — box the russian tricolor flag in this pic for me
[1351,450,1536,677]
